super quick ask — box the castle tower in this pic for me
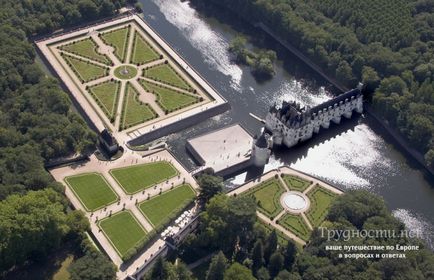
[251,132,271,167]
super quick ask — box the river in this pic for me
[138,0,434,247]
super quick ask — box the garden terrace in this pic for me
[88,80,121,121]
[306,185,338,227]
[282,174,311,192]
[130,31,161,65]
[38,15,224,139]
[278,213,311,241]
[109,161,179,194]
[143,63,193,91]
[61,53,109,83]
[64,173,118,212]
[59,37,112,65]
[98,210,148,258]
[139,184,196,229]
[100,25,131,63]
[120,83,157,130]
[139,79,199,113]
[242,178,286,219]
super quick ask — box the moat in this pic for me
[136,0,434,248]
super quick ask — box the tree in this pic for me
[283,240,297,268]
[263,230,278,264]
[69,251,116,280]
[206,251,228,280]
[251,240,264,274]
[256,267,270,280]
[199,195,256,254]
[197,174,224,203]
[336,60,354,85]
[268,252,284,278]
[0,189,70,272]
[146,257,176,280]
[223,262,255,280]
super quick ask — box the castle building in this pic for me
[264,87,364,148]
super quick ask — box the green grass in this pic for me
[144,63,192,91]
[52,255,73,280]
[306,185,338,227]
[60,37,111,65]
[243,178,285,219]
[110,161,179,194]
[278,213,311,241]
[139,79,199,113]
[139,184,196,227]
[100,26,130,63]
[282,175,311,192]
[65,173,118,212]
[88,80,120,120]
[120,83,157,130]
[63,54,108,83]
[131,32,160,64]
[98,211,147,257]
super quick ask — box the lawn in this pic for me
[63,54,108,83]
[306,185,338,227]
[278,213,311,241]
[282,174,311,192]
[100,26,130,63]
[60,37,111,65]
[243,178,285,219]
[88,80,120,120]
[65,173,118,212]
[131,32,160,64]
[144,63,192,91]
[110,161,179,194]
[98,211,147,257]
[139,79,198,113]
[139,184,196,228]
[120,83,157,130]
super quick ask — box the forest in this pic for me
[144,175,434,280]
[194,0,434,167]
[0,0,137,278]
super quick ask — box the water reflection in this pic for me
[143,0,434,247]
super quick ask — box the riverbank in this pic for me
[190,0,434,179]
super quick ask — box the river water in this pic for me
[138,0,434,247]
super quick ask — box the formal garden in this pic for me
[143,62,193,91]
[139,79,200,114]
[109,161,179,194]
[130,31,161,65]
[242,178,285,219]
[100,25,131,63]
[59,37,112,65]
[53,20,210,132]
[87,80,121,121]
[139,184,196,229]
[282,174,311,192]
[119,83,157,130]
[305,185,338,227]
[64,173,119,212]
[238,171,341,244]
[98,210,149,259]
[277,213,311,241]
